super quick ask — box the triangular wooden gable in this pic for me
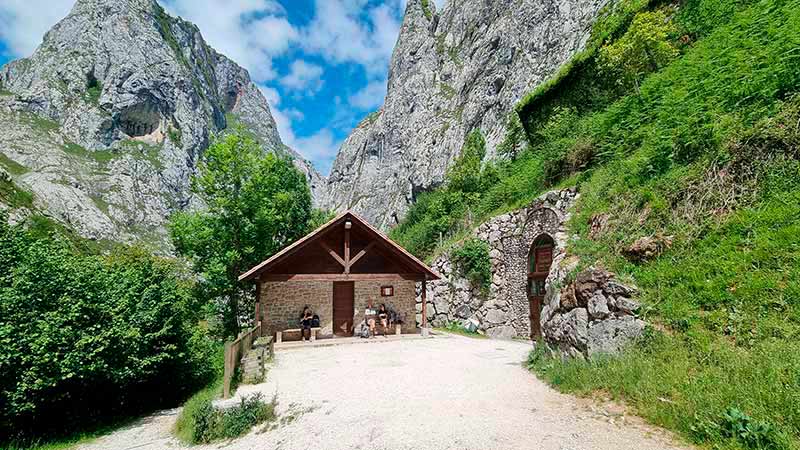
[239,211,440,282]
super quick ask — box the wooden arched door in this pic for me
[527,235,554,339]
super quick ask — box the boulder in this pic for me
[559,285,578,310]
[604,280,637,297]
[587,292,610,319]
[614,297,641,315]
[587,316,647,356]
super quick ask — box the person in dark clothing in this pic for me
[300,306,313,341]
[378,303,390,337]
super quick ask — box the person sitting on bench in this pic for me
[378,303,390,337]
[300,306,314,341]
[365,299,378,338]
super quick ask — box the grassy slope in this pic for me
[393,0,800,448]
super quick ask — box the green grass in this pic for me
[392,0,800,448]
[0,175,34,208]
[173,387,276,445]
[63,142,118,165]
[0,153,30,175]
[118,140,164,170]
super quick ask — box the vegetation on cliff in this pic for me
[395,0,800,447]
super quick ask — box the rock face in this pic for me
[321,0,609,228]
[416,188,578,339]
[0,0,320,247]
[541,267,647,358]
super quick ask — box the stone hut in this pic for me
[240,211,440,340]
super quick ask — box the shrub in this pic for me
[451,238,492,292]
[174,393,275,444]
[598,10,679,92]
[0,218,217,443]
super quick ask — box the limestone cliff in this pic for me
[321,0,608,228]
[0,0,321,248]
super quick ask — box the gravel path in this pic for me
[77,334,692,450]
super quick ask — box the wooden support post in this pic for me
[421,277,428,335]
[223,341,233,399]
[344,223,351,274]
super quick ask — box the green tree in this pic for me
[599,10,679,92]
[0,217,216,442]
[170,128,314,337]
[448,129,487,193]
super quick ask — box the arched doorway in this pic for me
[527,234,554,339]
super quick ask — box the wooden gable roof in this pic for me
[238,210,441,282]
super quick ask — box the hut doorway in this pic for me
[527,235,554,339]
[333,281,355,336]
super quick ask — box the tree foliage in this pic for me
[599,10,679,92]
[390,129,500,257]
[0,218,217,442]
[170,128,316,337]
[451,238,492,293]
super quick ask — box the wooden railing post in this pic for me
[223,340,233,399]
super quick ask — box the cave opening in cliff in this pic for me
[118,103,161,138]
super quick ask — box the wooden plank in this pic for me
[223,341,233,399]
[319,241,346,267]
[422,277,428,329]
[262,273,424,282]
[344,227,351,274]
[347,241,375,269]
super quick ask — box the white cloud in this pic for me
[300,0,402,77]
[280,60,324,94]
[262,84,341,174]
[166,0,298,82]
[0,0,74,56]
[348,80,387,110]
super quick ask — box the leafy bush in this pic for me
[598,10,679,92]
[450,238,492,292]
[0,218,218,443]
[174,392,275,444]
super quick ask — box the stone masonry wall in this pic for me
[259,279,418,338]
[259,281,333,337]
[416,188,578,339]
[354,280,417,334]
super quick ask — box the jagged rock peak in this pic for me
[0,0,320,247]
[320,0,610,229]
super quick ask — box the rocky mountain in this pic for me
[0,0,321,249]
[320,0,608,228]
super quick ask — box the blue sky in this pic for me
[0,0,446,174]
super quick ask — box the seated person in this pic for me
[378,303,390,336]
[299,306,314,341]
[365,299,378,338]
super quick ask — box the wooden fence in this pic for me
[223,322,261,399]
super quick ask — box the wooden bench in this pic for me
[276,327,321,343]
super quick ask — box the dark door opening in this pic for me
[333,281,355,336]
[528,235,554,339]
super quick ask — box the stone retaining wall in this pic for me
[415,188,648,356]
[416,188,578,339]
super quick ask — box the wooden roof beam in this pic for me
[319,241,346,268]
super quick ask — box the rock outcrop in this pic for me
[417,188,578,339]
[0,0,320,248]
[321,0,609,228]
[541,267,647,358]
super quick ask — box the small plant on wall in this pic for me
[451,238,492,294]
